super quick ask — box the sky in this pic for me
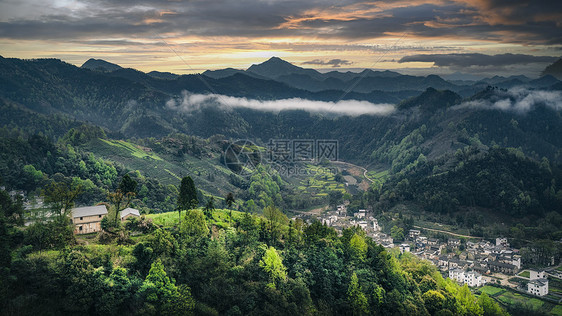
[0,0,561,78]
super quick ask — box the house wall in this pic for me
[73,214,105,234]
[121,214,139,221]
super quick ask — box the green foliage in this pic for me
[259,246,287,288]
[347,272,369,315]
[42,180,82,221]
[178,176,198,211]
[181,209,209,240]
[139,259,194,315]
[391,225,405,242]
[246,164,283,209]
[348,233,368,263]
[381,147,562,219]
[225,192,235,209]
[477,293,509,316]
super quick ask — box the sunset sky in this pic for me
[0,0,561,77]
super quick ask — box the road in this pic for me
[331,161,374,183]
[413,225,482,239]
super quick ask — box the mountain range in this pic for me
[1,55,562,167]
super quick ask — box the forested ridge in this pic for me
[0,189,509,315]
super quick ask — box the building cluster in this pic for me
[315,205,394,248]
[315,207,551,291]
[406,232,522,281]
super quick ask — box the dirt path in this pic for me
[333,161,374,183]
[293,205,328,215]
[413,225,482,239]
[331,161,374,191]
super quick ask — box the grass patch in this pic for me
[496,291,545,310]
[518,270,530,278]
[479,285,505,297]
[100,139,162,161]
[147,208,245,228]
[551,304,562,316]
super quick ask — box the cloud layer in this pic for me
[166,91,395,116]
[302,59,352,68]
[1,1,561,45]
[399,53,558,67]
[454,88,562,113]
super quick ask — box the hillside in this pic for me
[81,58,122,72]
[2,55,562,217]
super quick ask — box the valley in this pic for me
[1,55,562,315]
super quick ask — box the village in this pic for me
[306,203,562,301]
[10,186,562,306]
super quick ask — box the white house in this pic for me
[496,237,509,248]
[399,243,410,254]
[449,268,464,283]
[372,219,380,231]
[448,238,461,248]
[530,270,546,280]
[72,205,108,234]
[512,255,522,269]
[464,271,483,287]
[120,207,141,221]
[528,279,549,296]
[409,229,421,240]
[449,269,483,287]
[354,210,366,219]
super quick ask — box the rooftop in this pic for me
[72,205,108,218]
[121,207,140,218]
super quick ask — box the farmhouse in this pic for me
[121,207,141,221]
[528,279,549,296]
[72,205,108,234]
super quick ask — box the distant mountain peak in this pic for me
[541,58,562,80]
[247,56,322,80]
[81,58,122,72]
[398,87,461,112]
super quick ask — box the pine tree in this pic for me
[177,176,198,225]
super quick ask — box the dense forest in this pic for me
[0,185,511,316]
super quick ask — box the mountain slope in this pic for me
[81,58,122,72]
[542,58,562,80]
[247,56,323,80]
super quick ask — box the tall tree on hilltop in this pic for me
[225,192,235,225]
[204,196,215,219]
[225,192,235,209]
[177,176,198,224]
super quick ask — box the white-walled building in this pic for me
[372,219,380,231]
[449,268,464,282]
[358,221,368,230]
[449,269,483,287]
[409,229,421,240]
[528,279,549,296]
[399,243,410,254]
[354,210,366,219]
[496,237,509,248]
[530,270,546,280]
[464,271,483,287]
